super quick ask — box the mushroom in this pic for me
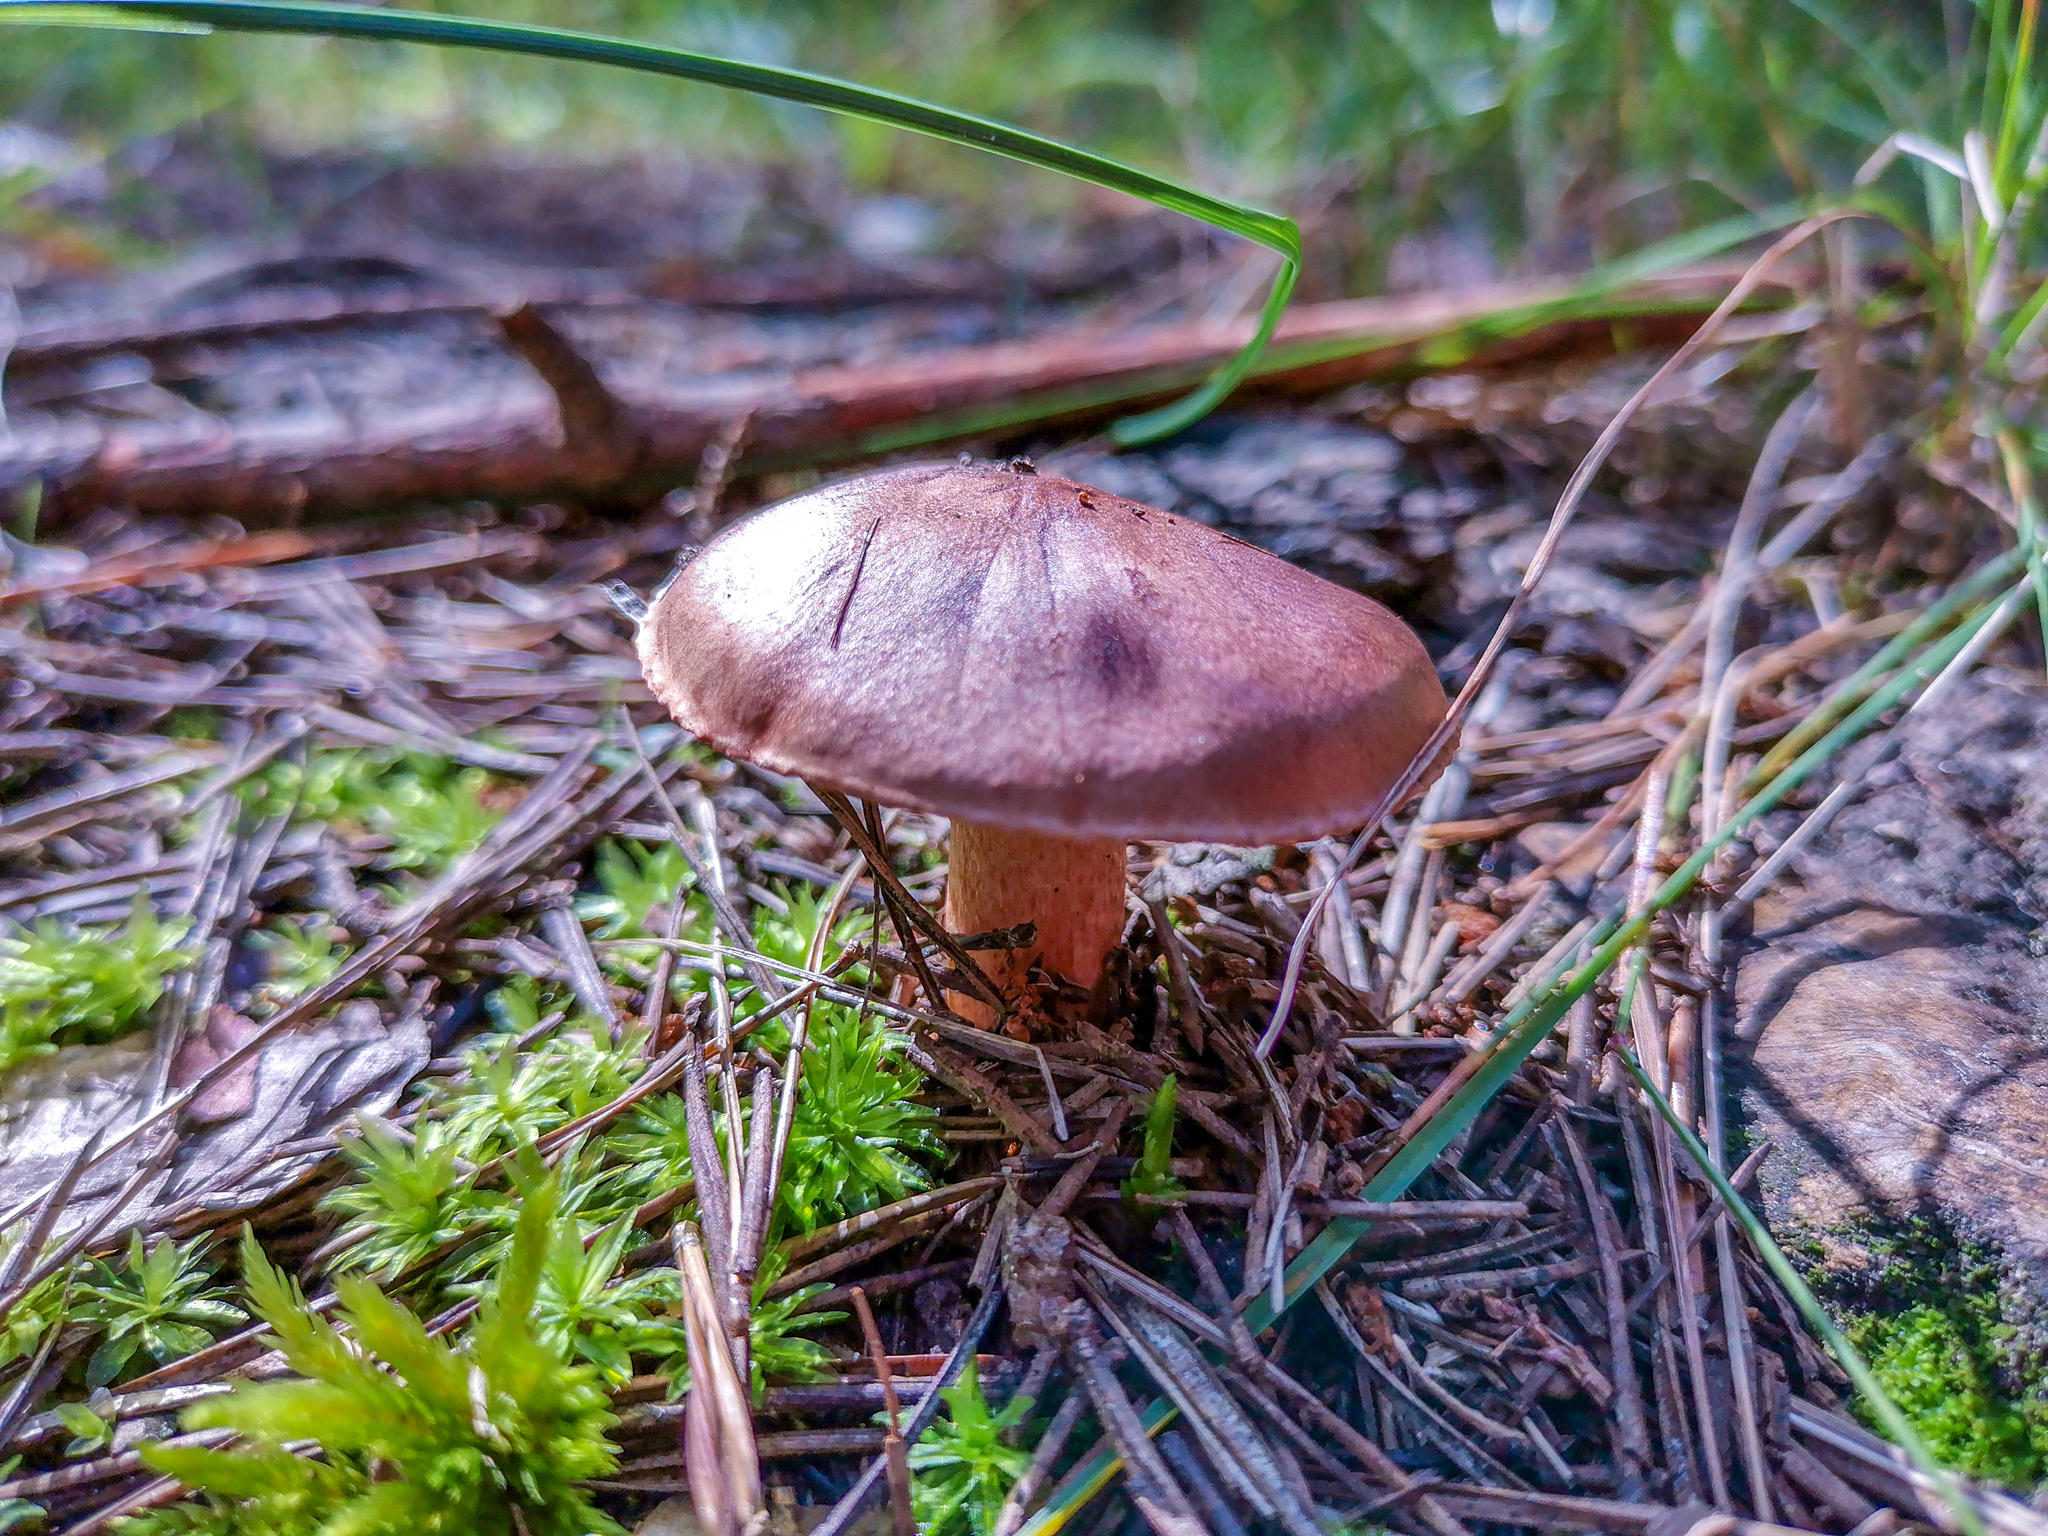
[636,458,1447,1018]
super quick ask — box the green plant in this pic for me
[575,839,694,944]
[737,1251,841,1402]
[1851,1304,2047,1487]
[320,1118,509,1284]
[772,1010,943,1235]
[73,1233,246,1389]
[606,1094,705,1205]
[0,1272,66,1371]
[430,1027,645,1164]
[519,1212,673,1387]
[637,1249,841,1404]
[130,1180,625,1536]
[576,839,705,988]
[243,915,348,1011]
[160,708,219,743]
[905,1361,1033,1536]
[479,974,564,1036]
[0,896,195,1077]
[655,884,880,1040]
[240,749,507,874]
[1121,1075,1184,1207]
[55,1401,112,1457]
[0,0,1297,446]
[751,885,874,978]
[0,1469,40,1533]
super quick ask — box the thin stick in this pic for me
[809,1279,1006,1536]
[675,1221,762,1535]
[1262,210,1871,1056]
[680,1034,734,1313]
[993,1391,1087,1536]
[851,1287,916,1536]
[820,787,1005,1013]
[1559,1114,1650,1487]
[1311,838,1373,989]
[618,712,781,1001]
[681,785,748,1232]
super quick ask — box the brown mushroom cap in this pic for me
[639,461,1448,844]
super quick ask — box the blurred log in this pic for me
[3,263,1801,524]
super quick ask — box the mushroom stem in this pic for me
[943,819,1128,1017]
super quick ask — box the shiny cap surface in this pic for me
[639,461,1448,842]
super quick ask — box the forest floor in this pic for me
[1,152,2045,1535]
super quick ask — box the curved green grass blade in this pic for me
[0,0,1298,446]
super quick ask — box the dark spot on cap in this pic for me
[1084,611,1156,698]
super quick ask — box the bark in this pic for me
[4,266,1786,525]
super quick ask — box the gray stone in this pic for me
[1732,668,2048,1345]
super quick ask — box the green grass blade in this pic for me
[1745,544,2025,790]
[1619,1050,1986,1536]
[0,3,204,25]
[1015,1398,1177,1536]
[1990,276,2048,366]
[1108,258,1297,444]
[0,0,1297,447]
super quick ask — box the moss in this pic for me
[1801,1213,2048,1491]
[239,748,507,873]
[0,896,196,1077]
[1847,1305,2047,1489]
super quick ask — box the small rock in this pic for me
[1733,669,2048,1354]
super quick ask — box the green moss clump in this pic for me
[1790,1212,2047,1492]
[0,896,195,1077]
[240,749,507,873]
[1848,1304,2047,1489]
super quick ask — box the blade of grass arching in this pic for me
[1617,1050,1985,1536]
[0,0,1296,449]
[1245,577,2025,1333]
